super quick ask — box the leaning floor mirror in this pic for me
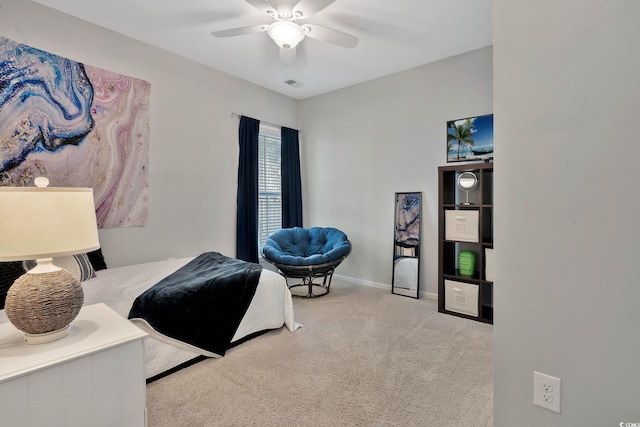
[392,192,421,298]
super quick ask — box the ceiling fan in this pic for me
[211,0,358,63]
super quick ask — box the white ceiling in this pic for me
[32,0,493,100]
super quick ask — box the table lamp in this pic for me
[0,177,100,344]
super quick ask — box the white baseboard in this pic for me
[333,274,438,301]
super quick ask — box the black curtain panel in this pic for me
[281,126,303,228]
[236,116,260,263]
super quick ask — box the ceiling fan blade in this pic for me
[211,24,269,38]
[293,0,336,19]
[279,46,297,64]
[302,24,358,48]
[243,0,277,16]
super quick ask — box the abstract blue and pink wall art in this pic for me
[0,36,150,228]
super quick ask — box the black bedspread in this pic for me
[128,252,262,356]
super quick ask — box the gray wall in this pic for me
[494,0,640,425]
[2,1,492,299]
[0,0,299,267]
[299,47,493,297]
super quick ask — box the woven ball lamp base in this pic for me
[4,269,84,344]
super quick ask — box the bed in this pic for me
[0,253,298,380]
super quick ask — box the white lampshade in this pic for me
[267,21,305,49]
[0,185,99,262]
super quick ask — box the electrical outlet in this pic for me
[533,371,561,413]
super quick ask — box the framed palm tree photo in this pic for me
[447,114,493,163]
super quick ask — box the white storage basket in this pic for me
[485,248,494,282]
[445,210,479,242]
[444,280,479,317]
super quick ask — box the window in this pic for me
[258,125,281,251]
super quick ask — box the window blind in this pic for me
[258,133,281,250]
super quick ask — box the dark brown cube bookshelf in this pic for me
[438,162,493,324]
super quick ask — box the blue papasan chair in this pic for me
[262,227,352,298]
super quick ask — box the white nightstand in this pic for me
[0,303,148,427]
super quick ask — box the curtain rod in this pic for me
[230,112,296,131]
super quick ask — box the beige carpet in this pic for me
[146,280,493,427]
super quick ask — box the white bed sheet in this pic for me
[0,257,298,379]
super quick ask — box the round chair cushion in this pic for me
[263,227,351,267]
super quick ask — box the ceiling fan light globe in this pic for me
[267,21,305,49]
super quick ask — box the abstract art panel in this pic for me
[0,36,150,228]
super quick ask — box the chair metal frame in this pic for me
[262,249,351,298]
